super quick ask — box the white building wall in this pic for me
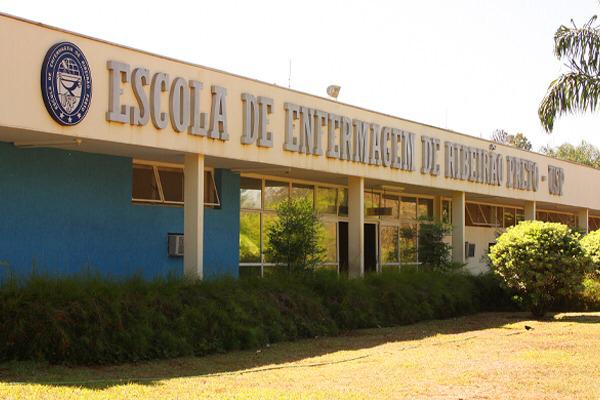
[464,226,499,274]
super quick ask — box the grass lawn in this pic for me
[1,312,599,399]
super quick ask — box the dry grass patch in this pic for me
[1,312,599,399]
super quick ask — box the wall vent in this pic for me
[168,233,184,257]
[464,242,476,258]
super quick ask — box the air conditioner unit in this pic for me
[168,233,184,257]
[464,242,476,258]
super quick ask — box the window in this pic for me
[240,176,345,276]
[158,167,184,202]
[264,180,289,210]
[465,202,524,228]
[466,203,496,227]
[400,223,418,264]
[590,216,600,232]
[537,210,577,228]
[321,221,338,264]
[442,200,452,224]
[365,191,381,217]
[291,183,314,206]
[316,187,337,215]
[204,172,220,207]
[382,194,400,219]
[380,225,399,264]
[132,164,160,201]
[262,213,279,263]
[418,198,434,220]
[131,162,219,207]
[240,177,262,209]
[239,212,260,263]
[338,188,348,216]
[400,197,417,221]
[503,208,515,228]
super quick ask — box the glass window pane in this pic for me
[564,214,576,227]
[239,265,261,278]
[240,212,261,263]
[503,208,515,227]
[262,213,279,262]
[159,168,184,202]
[291,183,314,207]
[338,188,348,216]
[321,221,337,263]
[316,264,337,272]
[516,208,524,223]
[382,194,399,219]
[263,265,285,275]
[204,171,220,206]
[466,203,495,227]
[496,207,504,226]
[240,177,262,209]
[400,223,417,264]
[365,192,381,217]
[381,225,399,264]
[400,197,417,221]
[132,165,160,201]
[316,187,337,214]
[264,180,289,210]
[442,200,452,224]
[418,198,434,220]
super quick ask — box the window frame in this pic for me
[131,160,220,207]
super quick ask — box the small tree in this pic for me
[417,220,453,271]
[581,229,600,276]
[489,221,589,317]
[265,198,325,273]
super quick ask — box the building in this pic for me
[1,13,599,280]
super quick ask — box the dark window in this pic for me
[132,165,160,201]
[159,168,184,202]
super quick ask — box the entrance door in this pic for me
[364,223,378,274]
[338,222,349,275]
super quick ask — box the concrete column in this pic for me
[524,201,536,221]
[348,176,364,278]
[577,208,589,234]
[451,191,465,264]
[433,195,443,223]
[184,153,204,280]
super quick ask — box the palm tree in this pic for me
[539,16,600,132]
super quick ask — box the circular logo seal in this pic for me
[41,42,92,126]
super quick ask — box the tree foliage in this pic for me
[417,221,453,271]
[265,198,325,273]
[581,229,600,275]
[489,221,590,317]
[540,140,600,169]
[491,129,532,151]
[539,16,600,132]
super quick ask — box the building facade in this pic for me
[1,13,599,279]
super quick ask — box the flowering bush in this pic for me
[489,221,589,317]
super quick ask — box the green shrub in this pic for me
[0,269,515,365]
[581,229,600,274]
[265,198,325,272]
[417,220,453,271]
[489,221,589,317]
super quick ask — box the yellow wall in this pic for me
[1,14,599,212]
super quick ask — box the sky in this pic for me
[2,0,600,151]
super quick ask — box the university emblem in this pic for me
[41,42,92,125]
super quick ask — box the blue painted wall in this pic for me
[0,142,240,279]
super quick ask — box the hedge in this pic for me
[0,270,513,365]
